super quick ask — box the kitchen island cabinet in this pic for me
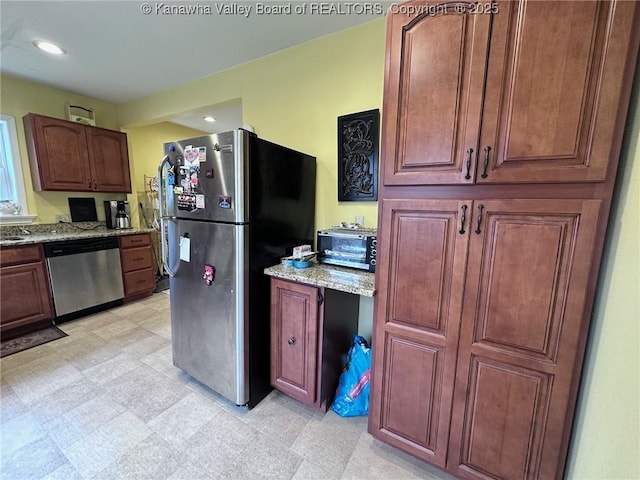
[0,244,54,340]
[269,277,359,410]
[23,113,131,193]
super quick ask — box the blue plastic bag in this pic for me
[331,335,371,417]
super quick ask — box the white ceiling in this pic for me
[0,0,383,108]
[169,98,244,133]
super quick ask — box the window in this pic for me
[0,114,34,224]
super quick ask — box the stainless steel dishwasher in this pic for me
[44,237,124,318]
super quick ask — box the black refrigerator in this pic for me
[158,129,316,407]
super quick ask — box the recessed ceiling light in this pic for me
[33,41,66,55]
[203,116,216,122]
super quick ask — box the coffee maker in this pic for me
[104,200,131,229]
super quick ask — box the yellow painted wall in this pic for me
[118,19,386,230]
[0,75,126,224]
[566,74,640,479]
[123,122,207,226]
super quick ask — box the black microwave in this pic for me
[317,228,377,272]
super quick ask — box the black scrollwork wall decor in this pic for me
[338,109,380,201]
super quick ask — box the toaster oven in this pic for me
[317,227,377,272]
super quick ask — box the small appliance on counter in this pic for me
[317,225,377,272]
[104,200,131,229]
[68,197,97,222]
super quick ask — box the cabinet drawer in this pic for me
[123,268,155,296]
[0,244,43,266]
[121,246,153,273]
[120,234,150,249]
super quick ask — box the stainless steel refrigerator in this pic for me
[158,129,316,407]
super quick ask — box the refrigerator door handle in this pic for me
[158,154,179,277]
[160,217,180,277]
[157,154,170,220]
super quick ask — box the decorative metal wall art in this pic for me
[338,109,380,201]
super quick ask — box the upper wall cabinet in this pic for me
[24,113,132,193]
[382,0,638,185]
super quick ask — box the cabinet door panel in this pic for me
[87,128,132,192]
[448,199,601,480]
[28,115,90,191]
[1,262,53,333]
[458,357,551,480]
[382,3,490,185]
[479,0,636,183]
[270,279,318,405]
[370,199,470,466]
[380,334,443,451]
[472,211,579,360]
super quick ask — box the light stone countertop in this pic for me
[0,222,156,247]
[264,262,375,297]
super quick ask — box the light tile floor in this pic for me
[0,292,457,480]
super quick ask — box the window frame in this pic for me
[0,114,35,224]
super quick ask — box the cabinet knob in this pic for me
[287,337,296,345]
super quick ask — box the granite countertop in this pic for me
[264,262,375,297]
[0,222,156,247]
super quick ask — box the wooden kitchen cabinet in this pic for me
[369,198,469,467]
[119,234,156,301]
[0,244,54,340]
[371,1,640,479]
[446,201,601,480]
[372,197,604,478]
[270,277,359,410]
[24,113,132,192]
[86,127,132,192]
[270,279,320,405]
[382,0,637,186]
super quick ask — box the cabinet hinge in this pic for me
[317,292,324,305]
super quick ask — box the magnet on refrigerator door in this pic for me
[177,193,197,211]
[219,195,231,209]
[203,264,216,285]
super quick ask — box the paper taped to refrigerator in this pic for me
[180,236,191,262]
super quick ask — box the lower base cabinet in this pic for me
[270,277,359,410]
[0,244,54,340]
[119,234,156,301]
[370,198,602,479]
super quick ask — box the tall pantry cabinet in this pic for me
[369,1,640,480]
